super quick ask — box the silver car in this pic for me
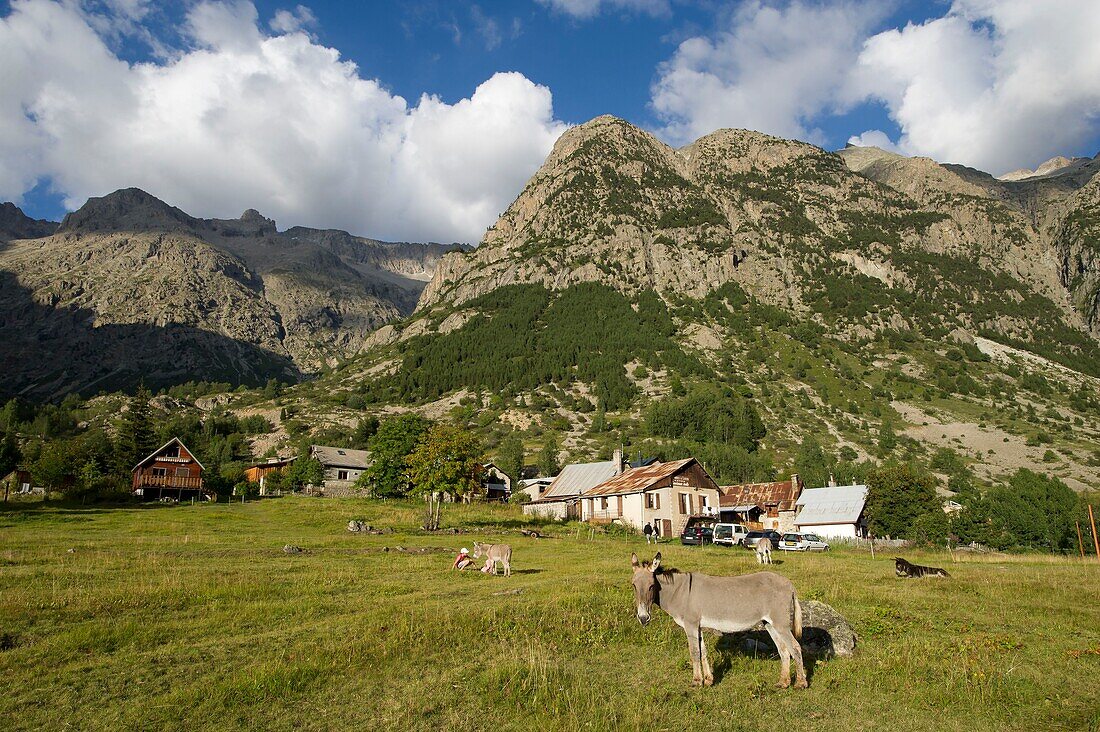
[778,532,830,552]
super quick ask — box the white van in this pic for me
[712,523,750,547]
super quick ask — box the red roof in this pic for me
[582,458,712,497]
[719,477,802,511]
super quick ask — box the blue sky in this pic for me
[3,0,1100,242]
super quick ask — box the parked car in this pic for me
[680,517,716,546]
[712,522,750,547]
[778,532,830,552]
[743,529,782,549]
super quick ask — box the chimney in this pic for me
[613,446,623,475]
[828,473,837,487]
[791,473,800,490]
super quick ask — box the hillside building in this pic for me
[244,456,297,495]
[580,458,721,538]
[132,437,211,501]
[310,444,370,496]
[793,484,868,538]
[719,474,804,532]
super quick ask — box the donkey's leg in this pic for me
[772,623,807,688]
[503,559,511,577]
[685,624,703,686]
[763,623,791,688]
[698,629,714,687]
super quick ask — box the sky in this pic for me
[3,0,1100,243]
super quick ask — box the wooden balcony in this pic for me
[134,474,204,490]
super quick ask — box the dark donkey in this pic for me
[630,552,807,688]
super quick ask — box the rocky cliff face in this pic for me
[0,202,57,241]
[0,189,457,398]
[418,117,1097,353]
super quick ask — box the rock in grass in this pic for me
[725,599,857,659]
[283,544,304,554]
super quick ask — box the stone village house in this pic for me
[579,457,721,538]
[309,444,370,497]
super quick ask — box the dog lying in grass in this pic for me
[895,557,950,578]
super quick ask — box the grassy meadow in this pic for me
[1,498,1098,731]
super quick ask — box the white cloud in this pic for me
[0,0,568,242]
[469,5,501,50]
[849,0,1100,174]
[269,5,317,36]
[538,0,670,20]
[846,129,901,153]
[651,1,887,145]
[651,0,1100,173]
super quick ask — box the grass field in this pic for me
[2,498,1099,731]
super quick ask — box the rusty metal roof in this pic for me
[719,478,802,511]
[582,458,698,497]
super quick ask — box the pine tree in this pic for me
[115,385,155,475]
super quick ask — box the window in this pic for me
[164,446,180,458]
[175,467,190,477]
[645,493,654,509]
[600,497,608,510]
[646,492,662,510]
[679,493,690,515]
[338,470,349,481]
[152,468,167,477]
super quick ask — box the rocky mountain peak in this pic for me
[58,188,197,234]
[0,201,58,241]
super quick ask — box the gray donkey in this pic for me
[473,542,512,576]
[630,552,806,689]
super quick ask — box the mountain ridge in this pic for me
[0,190,460,399]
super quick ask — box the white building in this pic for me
[580,458,721,538]
[794,484,868,539]
[522,458,620,520]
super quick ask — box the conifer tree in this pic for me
[115,384,155,474]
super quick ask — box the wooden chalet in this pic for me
[719,474,803,531]
[132,438,211,501]
[244,456,296,495]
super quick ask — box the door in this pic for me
[662,519,672,537]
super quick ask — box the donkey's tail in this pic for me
[793,595,803,640]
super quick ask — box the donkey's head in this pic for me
[630,552,662,626]
[472,542,484,558]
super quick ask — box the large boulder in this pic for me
[720,599,857,659]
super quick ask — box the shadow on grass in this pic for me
[0,499,186,516]
[711,627,834,685]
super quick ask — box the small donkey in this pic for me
[473,542,512,576]
[755,537,773,565]
[631,552,806,689]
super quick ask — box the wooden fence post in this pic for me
[1089,505,1100,561]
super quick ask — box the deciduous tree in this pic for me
[407,425,484,530]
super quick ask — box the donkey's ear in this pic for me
[631,552,640,568]
[652,552,662,571]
